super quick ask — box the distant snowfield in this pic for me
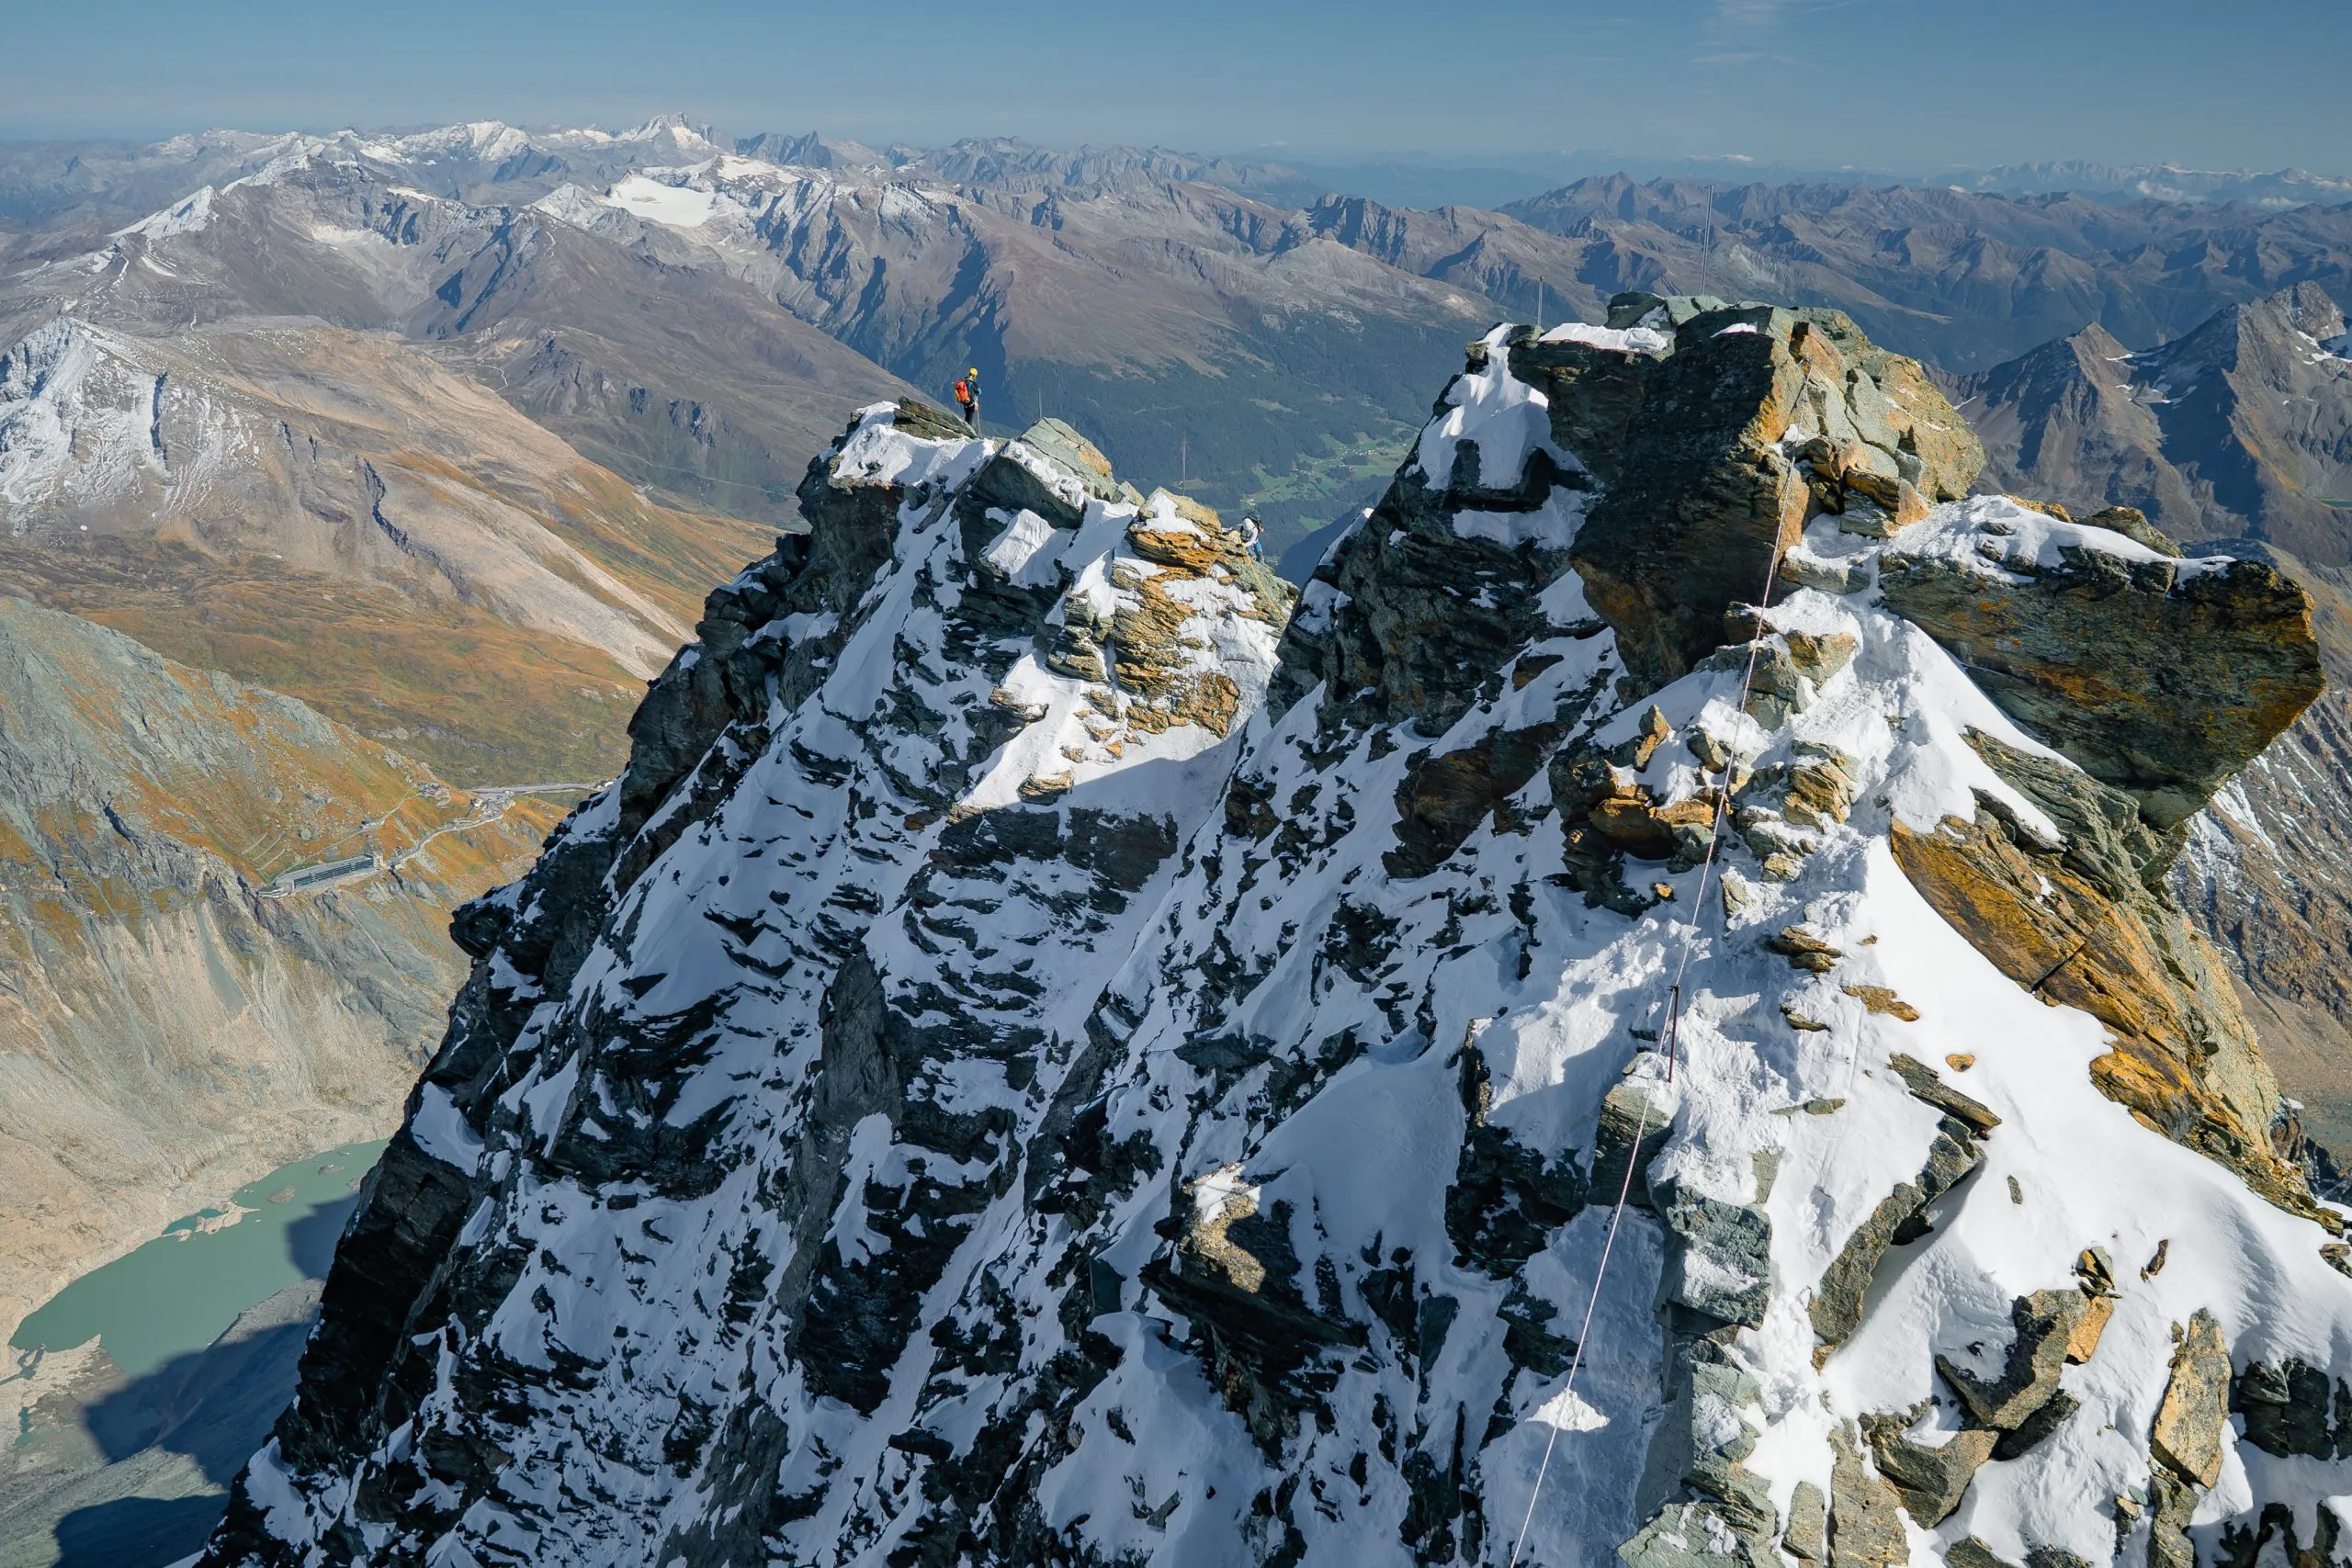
[598,173,723,230]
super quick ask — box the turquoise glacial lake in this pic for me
[11,1140,386,1378]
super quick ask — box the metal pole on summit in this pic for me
[1664,983,1681,1083]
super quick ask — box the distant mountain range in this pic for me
[1952,160,2352,209]
[1960,281,2352,565]
[6,110,2352,1468]
[13,125,2340,232]
[3,112,2349,1062]
[1272,155,2352,213]
[1946,281,2352,1135]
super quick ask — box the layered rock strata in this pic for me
[1533,294,1982,686]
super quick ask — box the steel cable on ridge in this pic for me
[1506,406,1803,1564]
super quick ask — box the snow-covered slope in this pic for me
[198,302,2347,1568]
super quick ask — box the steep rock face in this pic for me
[1887,735,2311,1213]
[2175,691,2352,1147]
[202,316,2346,1568]
[198,405,1288,1564]
[1542,296,1981,686]
[1951,282,2352,1143]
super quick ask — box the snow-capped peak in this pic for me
[111,184,217,241]
[193,303,2344,1568]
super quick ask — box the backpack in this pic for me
[954,379,971,403]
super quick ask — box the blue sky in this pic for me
[2,0,2344,175]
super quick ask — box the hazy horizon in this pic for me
[4,0,2346,175]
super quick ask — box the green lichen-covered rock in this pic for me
[967,418,1121,525]
[1861,1422,1998,1525]
[1811,1124,1982,1352]
[1826,1423,1907,1568]
[1936,1289,2086,1432]
[1619,1502,1766,1568]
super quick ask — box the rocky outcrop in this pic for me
[1878,499,2323,830]
[1826,1424,1907,1568]
[1141,1167,1365,1450]
[1811,1122,1984,1352]
[1952,283,2352,1151]
[1267,339,1593,737]
[1845,1258,2120,1536]
[1889,731,2323,1216]
[2150,1309,2232,1488]
[2233,1355,2352,1459]
[1536,295,1979,685]
[2143,1309,2234,1568]
[199,403,1290,1568]
[1862,1422,1996,1526]
[967,417,1125,525]
[1934,1290,2090,1431]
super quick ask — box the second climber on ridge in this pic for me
[953,368,981,427]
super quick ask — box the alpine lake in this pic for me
[11,1140,386,1378]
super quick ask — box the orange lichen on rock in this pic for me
[1893,805,2322,1221]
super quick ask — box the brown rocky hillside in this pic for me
[0,598,565,1347]
[0,320,780,784]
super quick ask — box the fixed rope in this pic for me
[1506,440,1802,1565]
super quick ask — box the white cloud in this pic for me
[1715,0,1871,28]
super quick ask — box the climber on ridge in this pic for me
[953,368,980,427]
[1237,515,1263,560]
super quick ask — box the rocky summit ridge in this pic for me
[196,296,2348,1568]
